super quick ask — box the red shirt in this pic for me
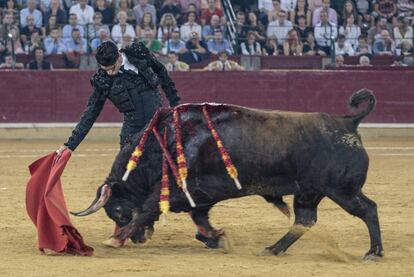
[201,8,223,24]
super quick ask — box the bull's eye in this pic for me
[114,206,123,218]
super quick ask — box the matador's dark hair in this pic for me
[96,41,119,66]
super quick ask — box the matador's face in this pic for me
[100,54,123,76]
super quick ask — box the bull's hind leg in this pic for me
[265,192,323,255]
[190,206,228,249]
[328,192,383,260]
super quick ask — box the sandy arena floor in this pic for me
[0,137,413,277]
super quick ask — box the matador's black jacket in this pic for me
[64,42,180,151]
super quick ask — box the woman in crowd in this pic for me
[117,0,136,25]
[341,0,360,26]
[111,10,136,43]
[157,13,179,43]
[339,13,361,48]
[268,0,282,22]
[87,11,110,41]
[295,15,313,42]
[136,12,156,39]
[283,28,303,56]
[393,16,413,51]
[290,0,311,26]
[42,15,60,38]
[6,27,24,54]
[241,31,262,55]
[246,12,266,46]
[303,32,326,56]
[262,35,281,55]
[180,11,202,41]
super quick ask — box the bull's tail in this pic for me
[348,88,376,125]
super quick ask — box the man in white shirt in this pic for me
[267,10,293,45]
[180,11,202,41]
[69,0,94,25]
[20,0,43,28]
[314,10,338,55]
[312,0,338,27]
[335,34,355,56]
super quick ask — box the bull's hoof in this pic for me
[102,237,126,248]
[363,248,383,261]
[195,232,219,249]
[261,247,285,256]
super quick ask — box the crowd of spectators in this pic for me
[0,0,413,69]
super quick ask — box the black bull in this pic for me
[73,89,383,259]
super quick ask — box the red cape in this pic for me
[26,151,93,256]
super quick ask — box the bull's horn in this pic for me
[70,184,112,217]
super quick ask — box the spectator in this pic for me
[308,0,323,11]
[20,0,42,28]
[356,0,372,15]
[339,14,361,48]
[42,14,60,38]
[258,0,273,26]
[181,3,200,24]
[234,11,248,45]
[400,41,412,56]
[303,32,327,56]
[393,16,413,49]
[281,0,297,12]
[43,0,67,26]
[354,35,372,56]
[86,12,110,41]
[0,54,24,69]
[340,0,359,26]
[267,10,293,46]
[91,27,110,54]
[314,10,338,54]
[4,27,24,54]
[204,50,244,71]
[290,0,311,26]
[28,47,52,70]
[94,0,113,25]
[373,0,397,21]
[62,13,84,39]
[180,11,202,41]
[283,28,303,55]
[117,0,136,25]
[111,11,136,43]
[202,14,221,41]
[367,17,392,45]
[268,0,282,22]
[263,36,281,55]
[25,29,44,54]
[182,31,209,64]
[20,14,40,45]
[165,51,190,71]
[335,54,345,66]
[158,13,179,43]
[133,0,157,25]
[162,29,187,54]
[241,31,262,55]
[201,0,222,10]
[201,0,223,26]
[3,0,19,21]
[160,0,182,23]
[312,0,338,27]
[359,54,372,65]
[140,27,163,53]
[178,0,201,14]
[373,29,395,55]
[295,15,314,42]
[136,11,156,39]
[335,34,355,56]
[391,55,408,66]
[119,34,134,48]
[0,13,17,40]
[360,13,373,35]
[44,27,67,54]
[398,0,414,16]
[246,12,266,45]
[69,0,94,25]
[207,29,232,55]
[65,28,87,54]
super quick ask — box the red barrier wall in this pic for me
[1,70,413,123]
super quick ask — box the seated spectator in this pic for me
[335,54,345,66]
[303,32,327,56]
[295,15,313,42]
[119,34,134,48]
[258,0,273,26]
[20,14,40,45]
[356,0,372,15]
[111,11,136,43]
[136,11,156,39]
[290,0,311,26]
[398,0,414,16]
[20,0,42,28]
[281,0,298,13]
[207,30,232,55]
[3,0,19,21]
[312,0,338,27]
[314,10,338,55]
[160,0,182,24]
[283,29,303,56]
[373,29,395,55]
[65,28,87,54]
[25,30,44,54]
[43,0,67,26]
[44,27,67,54]
[0,54,24,69]
[246,12,266,45]
[393,16,413,49]
[165,52,190,71]
[28,47,52,70]
[133,0,157,25]
[181,3,201,24]
[69,0,94,26]
[180,11,202,41]
[94,0,113,25]
[308,0,323,11]
[340,0,360,26]
[202,14,225,41]
[359,55,372,66]
[391,55,408,66]
[5,27,24,54]
[201,0,224,26]
[354,35,372,56]
[335,34,355,56]
[201,0,222,10]
[339,14,361,48]
[162,30,187,54]
[91,28,110,54]
[86,12,110,41]
[158,13,179,43]
[178,0,201,15]
[262,36,281,55]
[62,14,84,39]
[140,27,163,53]
[235,11,248,46]
[0,13,17,40]
[400,41,413,56]
[241,31,262,55]
[373,0,397,21]
[204,51,244,71]
[267,10,293,46]
[42,15,60,39]
[268,0,282,23]
[367,16,392,45]
[182,31,209,64]
[117,0,136,25]
[360,13,373,35]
